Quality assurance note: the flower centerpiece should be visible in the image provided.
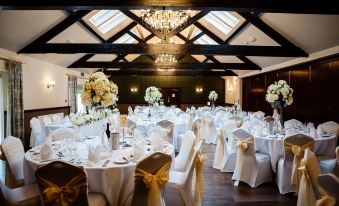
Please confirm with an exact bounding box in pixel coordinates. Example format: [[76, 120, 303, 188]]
[[144, 86, 162, 106], [81, 72, 119, 110], [265, 80, 293, 127], [231, 102, 242, 115], [72, 108, 117, 126], [208, 91, 218, 109]]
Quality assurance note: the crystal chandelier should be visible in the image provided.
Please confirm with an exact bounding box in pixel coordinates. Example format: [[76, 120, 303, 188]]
[[141, 9, 190, 40], [155, 53, 177, 72]]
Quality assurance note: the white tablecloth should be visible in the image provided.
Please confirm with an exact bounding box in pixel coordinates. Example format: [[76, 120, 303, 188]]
[[254, 135, 337, 173], [24, 136, 174, 206]]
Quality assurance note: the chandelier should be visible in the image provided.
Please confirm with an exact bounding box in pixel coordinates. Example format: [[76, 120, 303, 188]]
[[141, 9, 190, 39], [155, 53, 177, 72]]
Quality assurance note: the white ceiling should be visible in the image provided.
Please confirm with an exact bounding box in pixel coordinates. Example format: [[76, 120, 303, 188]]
[[0, 10, 338, 75]]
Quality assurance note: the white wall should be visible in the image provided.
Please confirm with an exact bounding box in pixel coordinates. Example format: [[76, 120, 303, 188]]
[[224, 76, 241, 104], [0, 48, 88, 110]]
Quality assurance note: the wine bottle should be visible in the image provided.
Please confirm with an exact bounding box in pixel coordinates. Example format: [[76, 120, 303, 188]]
[[106, 123, 111, 139]]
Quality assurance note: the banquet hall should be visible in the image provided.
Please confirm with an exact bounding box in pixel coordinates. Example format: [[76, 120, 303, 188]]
[[0, 1, 338, 206]]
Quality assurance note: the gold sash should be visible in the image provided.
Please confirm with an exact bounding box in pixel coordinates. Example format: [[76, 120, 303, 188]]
[[135, 161, 171, 206], [233, 137, 254, 186], [297, 165, 317, 206], [194, 151, 207, 206], [316, 180, 336, 206], [192, 122, 201, 140], [284, 141, 314, 191], [36, 173, 88, 206]]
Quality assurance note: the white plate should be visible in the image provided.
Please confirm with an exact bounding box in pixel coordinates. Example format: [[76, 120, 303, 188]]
[[114, 157, 129, 164]]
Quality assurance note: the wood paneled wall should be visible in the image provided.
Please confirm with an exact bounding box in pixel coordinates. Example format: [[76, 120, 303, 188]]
[[24, 106, 70, 149], [242, 58, 339, 125]]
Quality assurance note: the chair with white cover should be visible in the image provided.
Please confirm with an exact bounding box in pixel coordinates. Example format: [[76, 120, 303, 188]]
[[127, 119, 137, 134], [297, 149, 321, 206], [0, 179, 41, 206], [229, 116, 243, 128], [42, 116, 52, 126], [165, 140, 203, 206], [69, 112, 76, 121], [220, 120, 238, 172], [319, 146, 339, 174], [35, 161, 107, 206], [131, 152, 172, 206], [231, 129, 272, 188], [0, 136, 25, 188], [174, 131, 196, 172], [316, 173, 339, 206], [52, 114, 62, 124], [276, 134, 315, 194], [213, 128, 227, 170], [284, 119, 302, 129], [253, 111, 265, 119], [318, 121, 339, 136], [156, 120, 174, 144], [30, 117, 42, 147], [202, 115, 217, 144], [49, 127, 75, 142]]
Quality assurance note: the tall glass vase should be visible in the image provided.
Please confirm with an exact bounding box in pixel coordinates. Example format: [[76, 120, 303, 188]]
[[273, 107, 284, 129], [211, 100, 215, 110]]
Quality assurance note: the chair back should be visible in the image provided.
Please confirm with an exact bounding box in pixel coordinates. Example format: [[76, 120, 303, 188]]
[[222, 120, 237, 145], [284, 119, 302, 129], [254, 111, 265, 119], [232, 128, 254, 155], [319, 121, 339, 136], [35, 161, 89, 206], [156, 120, 174, 143], [175, 131, 196, 172], [230, 116, 243, 127], [133, 152, 172, 206], [43, 116, 52, 126], [284, 134, 314, 162], [30, 117, 42, 132], [50, 127, 75, 142], [0, 179, 8, 205], [52, 114, 62, 124], [1, 136, 25, 186], [317, 173, 339, 204]]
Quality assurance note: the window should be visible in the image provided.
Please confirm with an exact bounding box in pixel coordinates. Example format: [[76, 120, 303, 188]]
[[76, 86, 86, 114], [204, 11, 240, 36], [89, 10, 126, 34], [194, 34, 218, 45]]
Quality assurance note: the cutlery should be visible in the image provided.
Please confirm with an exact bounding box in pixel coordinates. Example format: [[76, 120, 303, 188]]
[[102, 160, 110, 167]]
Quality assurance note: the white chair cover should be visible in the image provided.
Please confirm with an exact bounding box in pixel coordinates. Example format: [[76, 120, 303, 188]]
[[156, 120, 174, 144], [319, 146, 339, 174], [29, 117, 42, 147], [1, 136, 25, 188], [42, 116, 52, 126], [52, 114, 62, 124], [276, 134, 314, 194], [231, 129, 272, 188], [297, 149, 321, 206], [284, 119, 303, 129], [220, 120, 237, 172], [50, 127, 75, 142], [174, 131, 196, 172], [202, 115, 217, 144], [319, 121, 339, 136], [254, 111, 265, 119], [316, 174, 339, 206]]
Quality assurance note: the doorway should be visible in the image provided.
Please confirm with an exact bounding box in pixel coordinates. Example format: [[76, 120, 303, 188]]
[[159, 88, 181, 107]]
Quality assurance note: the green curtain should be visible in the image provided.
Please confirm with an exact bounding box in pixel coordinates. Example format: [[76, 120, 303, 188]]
[[7, 61, 24, 146], [68, 76, 78, 113]]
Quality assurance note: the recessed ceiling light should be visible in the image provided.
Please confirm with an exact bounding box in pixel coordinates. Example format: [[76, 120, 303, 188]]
[[106, 68, 121, 71], [211, 69, 225, 72]]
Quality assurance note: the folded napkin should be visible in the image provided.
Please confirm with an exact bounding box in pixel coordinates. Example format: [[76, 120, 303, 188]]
[[88, 145, 101, 163], [150, 133, 164, 151], [310, 127, 318, 138], [40, 137, 53, 160], [134, 141, 145, 160]]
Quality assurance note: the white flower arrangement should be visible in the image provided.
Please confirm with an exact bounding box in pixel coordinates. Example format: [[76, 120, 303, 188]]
[[265, 80, 293, 108], [144, 86, 162, 104], [208, 91, 218, 101], [231, 102, 242, 114], [81, 72, 119, 108], [72, 109, 118, 126]]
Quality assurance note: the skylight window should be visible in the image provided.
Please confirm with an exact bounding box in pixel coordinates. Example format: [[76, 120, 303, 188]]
[[195, 34, 218, 45], [89, 10, 126, 34], [204, 11, 239, 36], [114, 34, 136, 44]]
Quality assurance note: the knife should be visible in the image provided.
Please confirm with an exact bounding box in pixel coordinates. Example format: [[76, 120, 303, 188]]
[[102, 160, 110, 167]]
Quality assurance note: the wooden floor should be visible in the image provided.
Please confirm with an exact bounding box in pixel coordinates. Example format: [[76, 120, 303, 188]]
[[201, 143, 297, 206]]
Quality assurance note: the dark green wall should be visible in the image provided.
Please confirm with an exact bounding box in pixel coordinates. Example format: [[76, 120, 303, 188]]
[[109, 75, 225, 104]]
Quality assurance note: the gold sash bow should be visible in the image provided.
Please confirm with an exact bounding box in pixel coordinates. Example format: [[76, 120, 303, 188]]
[[233, 138, 253, 186], [297, 163, 317, 206], [36, 173, 87, 206], [284, 141, 314, 191], [192, 122, 201, 140], [194, 152, 207, 206], [135, 161, 171, 206]]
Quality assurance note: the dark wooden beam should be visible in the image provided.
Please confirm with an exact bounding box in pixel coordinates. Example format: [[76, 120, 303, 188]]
[[2, 0, 338, 14], [224, 20, 249, 44], [104, 69, 238, 76], [238, 12, 308, 56], [20, 43, 308, 57], [69, 61, 259, 70], [170, 11, 209, 35], [18, 10, 90, 53]]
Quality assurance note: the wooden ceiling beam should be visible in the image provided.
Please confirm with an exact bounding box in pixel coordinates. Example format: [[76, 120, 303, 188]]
[[69, 61, 258, 70], [20, 43, 308, 57], [2, 0, 338, 14], [104, 69, 238, 76]]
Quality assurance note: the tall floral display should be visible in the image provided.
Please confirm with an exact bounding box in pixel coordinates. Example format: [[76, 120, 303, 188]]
[[265, 80, 293, 127], [81, 72, 119, 108], [144, 86, 162, 105], [208, 91, 218, 109]]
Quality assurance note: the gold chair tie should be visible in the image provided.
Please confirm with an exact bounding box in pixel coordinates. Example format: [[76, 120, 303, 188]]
[[192, 122, 201, 140], [135, 161, 171, 206], [297, 160, 318, 206], [36, 173, 87, 206], [284, 141, 314, 191], [194, 152, 207, 206], [233, 138, 253, 186]]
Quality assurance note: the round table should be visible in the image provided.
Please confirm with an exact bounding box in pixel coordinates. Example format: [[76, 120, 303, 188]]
[[24, 136, 174, 206]]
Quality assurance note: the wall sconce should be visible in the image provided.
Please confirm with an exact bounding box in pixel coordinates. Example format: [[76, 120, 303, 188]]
[[195, 87, 203, 93], [47, 80, 56, 88], [130, 87, 138, 93]]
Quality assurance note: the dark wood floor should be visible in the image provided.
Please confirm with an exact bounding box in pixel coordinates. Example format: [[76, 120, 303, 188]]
[[201, 143, 297, 206]]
